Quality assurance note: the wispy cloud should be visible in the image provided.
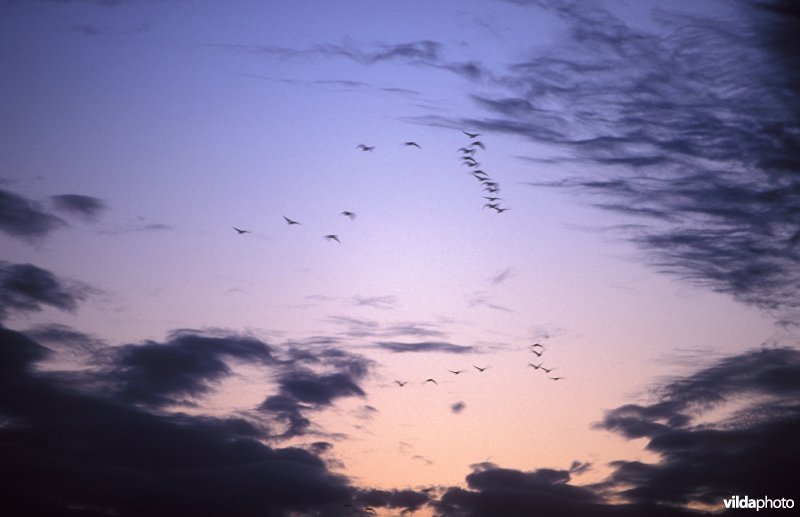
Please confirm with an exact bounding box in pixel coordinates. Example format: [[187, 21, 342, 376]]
[[0, 188, 66, 241], [50, 194, 107, 221], [352, 294, 399, 310], [0, 262, 91, 320], [375, 341, 475, 354], [456, 0, 800, 318]]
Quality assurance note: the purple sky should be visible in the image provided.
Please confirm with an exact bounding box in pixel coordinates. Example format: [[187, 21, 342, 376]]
[[1, 1, 798, 515]]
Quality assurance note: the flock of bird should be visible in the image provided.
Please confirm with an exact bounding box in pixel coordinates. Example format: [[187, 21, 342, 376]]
[[232, 130, 508, 242], [392, 341, 564, 388], [458, 131, 510, 214]]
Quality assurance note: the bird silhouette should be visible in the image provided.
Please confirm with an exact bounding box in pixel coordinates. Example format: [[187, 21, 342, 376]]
[[233, 227, 249, 234], [341, 211, 356, 219], [283, 216, 301, 225], [492, 207, 510, 213], [531, 343, 544, 350], [483, 196, 501, 202], [470, 140, 486, 150], [541, 366, 554, 374], [404, 141, 421, 148], [528, 362, 542, 369], [357, 144, 375, 151], [484, 203, 500, 210], [424, 378, 438, 385], [463, 131, 480, 138], [549, 377, 565, 381], [448, 369, 464, 375], [473, 365, 488, 372], [395, 380, 408, 387], [325, 234, 340, 243], [458, 147, 477, 155], [531, 349, 543, 357]]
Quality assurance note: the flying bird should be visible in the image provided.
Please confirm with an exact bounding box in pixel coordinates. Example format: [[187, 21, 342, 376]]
[[531, 349, 543, 357], [473, 365, 488, 372], [404, 141, 421, 148], [341, 211, 356, 219], [528, 362, 542, 369], [541, 366, 554, 374], [448, 370, 464, 375], [531, 343, 544, 350], [424, 378, 438, 385], [549, 376, 565, 381], [325, 234, 340, 243], [470, 140, 486, 150], [283, 216, 301, 225], [458, 147, 477, 155], [483, 196, 501, 202], [493, 207, 510, 213], [357, 144, 375, 151], [232, 227, 249, 234], [484, 203, 500, 210], [395, 380, 408, 387], [463, 131, 480, 138]]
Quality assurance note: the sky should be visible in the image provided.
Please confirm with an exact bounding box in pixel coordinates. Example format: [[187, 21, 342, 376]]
[[1, 0, 799, 515]]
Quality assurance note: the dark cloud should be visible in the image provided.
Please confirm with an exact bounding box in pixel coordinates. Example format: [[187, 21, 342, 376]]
[[111, 332, 277, 407], [594, 348, 800, 508], [0, 188, 65, 241], [356, 488, 432, 514], [0, 326, 358, 517], [457, 0, 800, 317], [434, 465, 695, 517], [0, 262, 89, 320], [50, 194, 106, 220], [451, 401, 466, 414], [375, 341, 475, 354], [257, 344, 372, 439]]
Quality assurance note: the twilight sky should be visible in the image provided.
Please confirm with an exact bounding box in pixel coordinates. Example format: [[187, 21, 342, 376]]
[[1, 0, 799, 516]]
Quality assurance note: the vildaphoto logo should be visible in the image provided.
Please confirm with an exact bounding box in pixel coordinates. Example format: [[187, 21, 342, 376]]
[[723, 495, 795, 511]]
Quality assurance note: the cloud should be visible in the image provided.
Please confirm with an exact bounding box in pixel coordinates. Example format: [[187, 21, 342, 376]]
[[593, 347, 800, 508], [0, 326, 360, 516], [449, 0, 800, 317], [25, 323, 104, 355], [352, 294, 399, 310], [489, 267, 515, 285], [257, 342, 373, 439], [375, 341, 475, 354], [356, 488, 432, 514], [110, 331, 277, 407], [50, 194, 106, 221], [0, 262, 90, 320], [0, 188, 65, 241]]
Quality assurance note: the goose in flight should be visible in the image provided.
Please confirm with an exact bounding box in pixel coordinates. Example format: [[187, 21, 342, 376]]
[[549, 376, 565, 381], [357, 144, 375, 151], [531, 343, 544, 350], [463, 131, 480, 138], [395, 380, 408, 387], [283, 216, 301, 225], [493, 207, 510, 213], [473, 365, 488, 372], [233, 227, 250, 234], [448, 369, 464, 375], [325, 234, 341, 243], [424, 378, 438, 385], [470, 140, 486, 150], [541, 366, 553, 373], [531, 349, 543, 357], [404, 141, 421, 148], [483, 196, 501, 202], [528, 362, 542, 369], [341, 211, 356, 219]]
